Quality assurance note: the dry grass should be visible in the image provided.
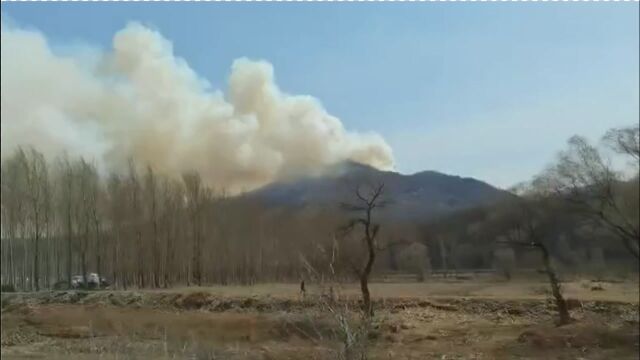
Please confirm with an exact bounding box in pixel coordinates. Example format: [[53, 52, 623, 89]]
[[145, 277, 639, 304], [2, 278, 638, 359]]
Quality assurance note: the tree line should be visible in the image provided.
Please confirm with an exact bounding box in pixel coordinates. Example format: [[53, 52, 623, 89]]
[[1, 124, 637, 292], [0, 151, 349, 291]]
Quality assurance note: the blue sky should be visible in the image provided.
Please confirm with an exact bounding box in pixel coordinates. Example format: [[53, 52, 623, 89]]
[[3, 3, 638, 188]]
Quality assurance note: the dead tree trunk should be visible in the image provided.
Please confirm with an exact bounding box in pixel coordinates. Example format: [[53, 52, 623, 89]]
[[501, 238, 573, 326], [34, 229, 39, 291], [81, 219, 89, 289], [66, 218, 72, 289], [361, 210, 377, 316], [9, 236, 16, 288], [112, 231, 119, 289], [537, 242, 572, 325], [60, 158, 75, 290], [94, 218, 101, 288], [340, 183, 385, 317], [136, 228, 144, 288], [359, 252, 374, 315]]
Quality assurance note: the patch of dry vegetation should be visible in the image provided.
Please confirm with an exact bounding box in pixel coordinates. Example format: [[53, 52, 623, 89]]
[[2, 280, 638, 360]]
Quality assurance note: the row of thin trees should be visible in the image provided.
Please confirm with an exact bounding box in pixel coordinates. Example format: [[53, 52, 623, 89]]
[[0, 149, 342, 291]]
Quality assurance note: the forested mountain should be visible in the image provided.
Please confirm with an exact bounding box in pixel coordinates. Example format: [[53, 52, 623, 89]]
[[244, 161, 513, 221]]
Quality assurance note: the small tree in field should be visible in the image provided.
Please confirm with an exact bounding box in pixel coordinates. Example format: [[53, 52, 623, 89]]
[[398, 242, 430, 282], [497, 191, 573, 326], [339, 182, 386, 317], [493, 244, 516, 280]]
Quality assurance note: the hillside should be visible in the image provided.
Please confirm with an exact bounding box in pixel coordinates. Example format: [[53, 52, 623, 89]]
[[243, 161, 513, 221]]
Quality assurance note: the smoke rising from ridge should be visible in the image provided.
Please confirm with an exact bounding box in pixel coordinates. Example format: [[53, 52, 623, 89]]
[[1, 22, 394, 192]]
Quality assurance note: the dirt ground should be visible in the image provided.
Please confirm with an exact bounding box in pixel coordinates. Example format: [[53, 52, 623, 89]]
[[1, 278, 639, 359]]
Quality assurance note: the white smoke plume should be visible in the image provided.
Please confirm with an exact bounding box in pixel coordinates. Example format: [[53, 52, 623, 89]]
[[1, 22, 394, 192]]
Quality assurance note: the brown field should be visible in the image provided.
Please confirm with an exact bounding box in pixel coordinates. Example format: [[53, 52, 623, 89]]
[[2, 277, 639, 360]]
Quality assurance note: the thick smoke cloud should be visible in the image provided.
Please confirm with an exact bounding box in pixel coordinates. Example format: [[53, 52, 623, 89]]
[[1, 22, 394, 192]]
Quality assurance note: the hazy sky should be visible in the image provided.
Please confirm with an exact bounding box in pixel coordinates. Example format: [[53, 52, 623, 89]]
[[3, 4, 638, 188]]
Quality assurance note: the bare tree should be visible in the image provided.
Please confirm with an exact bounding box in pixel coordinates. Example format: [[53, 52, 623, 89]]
[[56, 155, 76, 289], [536, 131, 639, 260], [75, 159, 99, 288], [42, 162, 53, 289], [398, 242, 429, 282], [497, 193, 573, 326], [1, 150, 29, 289], [493, 244, 516, 280], [603, 125, 640, 161], [438, 236, 449, 277], [339, 182, 386, 316], [158, 177, 183, 288], [23, 148, 49, 291], [107, 174, 125, 288], [183, 172, 204, 286], [127, 160, 145, 288], [90, 167, 105, 287], [12, 149, 31, 290], [0, 164, 13, 288], [144, 166, 161, 288]]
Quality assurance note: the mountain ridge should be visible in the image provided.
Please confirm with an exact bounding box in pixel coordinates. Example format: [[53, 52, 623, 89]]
[[241, 161, 513, 221]]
